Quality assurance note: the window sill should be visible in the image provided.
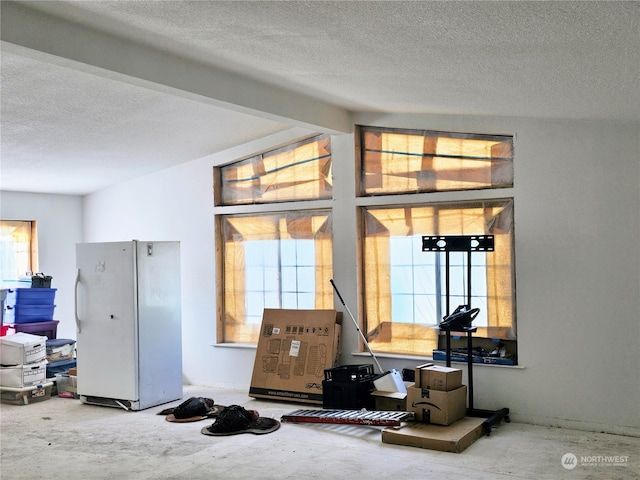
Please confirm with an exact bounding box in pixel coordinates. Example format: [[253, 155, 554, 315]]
[[212, 342, 257, 349], [209, 344, 525, 368], [351, 351, 525, 369]]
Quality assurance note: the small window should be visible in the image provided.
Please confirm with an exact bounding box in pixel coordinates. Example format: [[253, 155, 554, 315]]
[[218, 135, 332, 205], [0, 220, 38, 281], [359, 126, 513, 196]]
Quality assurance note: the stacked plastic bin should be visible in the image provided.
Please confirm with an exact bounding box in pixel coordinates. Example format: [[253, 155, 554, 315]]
[[0, 332, 52, 405], [46, 338, 77, 396], [2, 287, 59, 339]]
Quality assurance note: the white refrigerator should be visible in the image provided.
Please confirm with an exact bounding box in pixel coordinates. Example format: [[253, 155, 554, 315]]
[[75, 240, 182, 410]]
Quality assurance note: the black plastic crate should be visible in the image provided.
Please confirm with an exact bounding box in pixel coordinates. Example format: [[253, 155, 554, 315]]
[[322, 378, 376, 410], [324, 364, 375, 383]]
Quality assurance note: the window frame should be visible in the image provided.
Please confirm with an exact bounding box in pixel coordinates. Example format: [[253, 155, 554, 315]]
[[357, 125, 514, 197], [355, 125, 517, 363], [214, 133, 332, 207], [214, 134, 335, 344], [0, 220, 38, 281]]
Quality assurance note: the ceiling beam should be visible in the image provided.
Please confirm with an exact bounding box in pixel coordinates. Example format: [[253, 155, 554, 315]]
[[1, 1, 352, 134]]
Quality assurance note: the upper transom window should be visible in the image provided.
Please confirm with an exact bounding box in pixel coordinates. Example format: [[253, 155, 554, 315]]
[[359, 126, 513, 196], [218, 134, 332, 205]]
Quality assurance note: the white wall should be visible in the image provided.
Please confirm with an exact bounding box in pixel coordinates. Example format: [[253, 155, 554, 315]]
[[0, 191, 83, 341], [82, 127, 318, 389], [10, 115, 638, 436], [351, 114, 640, 437]]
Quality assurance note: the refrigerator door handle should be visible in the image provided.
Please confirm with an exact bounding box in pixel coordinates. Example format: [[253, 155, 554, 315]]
[[74, 268, 81, 333]]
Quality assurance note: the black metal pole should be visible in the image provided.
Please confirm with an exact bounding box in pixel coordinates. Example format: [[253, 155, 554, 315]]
[[467, 329, 474, 410]]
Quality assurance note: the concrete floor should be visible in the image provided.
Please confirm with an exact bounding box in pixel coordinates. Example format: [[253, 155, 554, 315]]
[[1, 385, 638, 480]]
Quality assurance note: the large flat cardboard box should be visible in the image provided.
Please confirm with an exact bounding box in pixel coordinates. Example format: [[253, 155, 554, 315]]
[[249, 309, 342, 404], [407, 384, 467, 425], [416, 364, 462, 391], [382, 417, 485, 453]]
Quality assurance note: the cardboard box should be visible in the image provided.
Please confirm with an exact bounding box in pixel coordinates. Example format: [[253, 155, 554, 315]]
[[372, 390, 407, 411], [0, 359, 48, 388], [382, 417, 485, 453], [1, 332, 47, 365], [413, 363, 434, 386], [249, 309, 342, 405], [407, 384, 467, 425], [416, 365, 462, 391]]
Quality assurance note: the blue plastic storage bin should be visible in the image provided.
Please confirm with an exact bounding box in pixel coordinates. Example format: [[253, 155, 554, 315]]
[[46, 358, 76, 378], [5, 304, 56, 323], [5, 288, 56, 306]]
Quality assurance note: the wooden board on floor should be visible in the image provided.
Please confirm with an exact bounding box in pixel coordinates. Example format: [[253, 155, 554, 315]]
[[381, 416, 485, 453]]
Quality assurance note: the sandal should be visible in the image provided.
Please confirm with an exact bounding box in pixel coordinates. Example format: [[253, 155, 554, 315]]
[[201, 405, 281, 436]]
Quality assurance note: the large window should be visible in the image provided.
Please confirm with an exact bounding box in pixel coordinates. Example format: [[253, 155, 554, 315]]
[[216, 135, 334, 344], [358, 126, 516, 360], [219, 212, 333, 343], [0, 220, 37, 281]]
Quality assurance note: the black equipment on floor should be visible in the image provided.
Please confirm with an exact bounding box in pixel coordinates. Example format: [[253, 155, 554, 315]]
[[422, 235, 510, 435]]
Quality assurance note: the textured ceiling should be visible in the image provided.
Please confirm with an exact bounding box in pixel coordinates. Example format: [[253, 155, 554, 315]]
[[1, 0, 638, 195]]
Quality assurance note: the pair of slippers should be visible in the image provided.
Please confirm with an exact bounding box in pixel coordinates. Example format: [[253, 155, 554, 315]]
[[158, 397, 280, 436], [158, 396, 223, 423]]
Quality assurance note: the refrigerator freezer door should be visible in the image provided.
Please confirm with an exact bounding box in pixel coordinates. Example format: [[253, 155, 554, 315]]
[[136, 241, 182, 409], [76, 242, 138, 401]]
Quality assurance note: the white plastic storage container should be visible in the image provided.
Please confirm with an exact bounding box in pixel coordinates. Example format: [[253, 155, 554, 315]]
[[0, 359, 48, 387], [0, 381, 53, 405], [55, 373, 78, 398], [0, 332, 47, 365]]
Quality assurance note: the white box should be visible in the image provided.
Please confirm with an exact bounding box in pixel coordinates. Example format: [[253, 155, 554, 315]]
[[1, 359, 48, 388], [373, 369, 407, 393], [1, 332, 47, 365]]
